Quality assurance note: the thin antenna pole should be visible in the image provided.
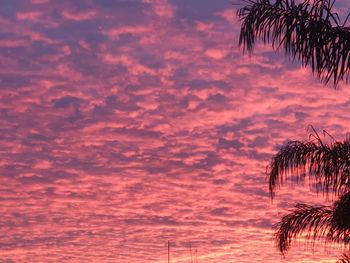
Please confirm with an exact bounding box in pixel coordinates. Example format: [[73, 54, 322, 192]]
[[189, 243, 193, 263], [195, 249, 198, 263], [168, 240, 170, 263]]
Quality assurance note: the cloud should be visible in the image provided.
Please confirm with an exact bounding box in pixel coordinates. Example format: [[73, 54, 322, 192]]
[[0, 0, 349, 262], [16, 11, 42, 21], [144, 0, 176, 18], [205, 49, 228, 60], [61, 10, 96, 21]]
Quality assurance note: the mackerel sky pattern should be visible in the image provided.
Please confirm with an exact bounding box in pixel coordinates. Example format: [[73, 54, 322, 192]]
[[1, 0, 350, 262]]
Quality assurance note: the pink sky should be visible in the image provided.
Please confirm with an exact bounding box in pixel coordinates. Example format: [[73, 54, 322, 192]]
[[1, 0, 350, 262]]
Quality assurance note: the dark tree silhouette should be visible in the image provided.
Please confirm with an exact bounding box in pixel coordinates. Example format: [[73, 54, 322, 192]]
[[339, 254, 350, 263], [268, 133, 350, 255], [238, 0, 350, 86], [237, 0, 350, 261]]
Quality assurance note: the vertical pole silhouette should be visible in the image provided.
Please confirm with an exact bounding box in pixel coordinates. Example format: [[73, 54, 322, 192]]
[[189, 243, 193, 263], [168, 240, 170, 263]]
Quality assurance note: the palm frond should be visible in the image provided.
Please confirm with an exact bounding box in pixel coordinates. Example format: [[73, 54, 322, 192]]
[[267, 136, 350, 198], [275, 192, 350, 254], [338, 254, 350, 263], [237, 0, 350, 86], [275, 203, 333, 253], [332, 192, 350, 233]]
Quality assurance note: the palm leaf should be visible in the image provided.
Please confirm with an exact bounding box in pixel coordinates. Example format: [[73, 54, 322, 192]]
[[237, 0, 350, 86], [275, 192, 350, 254], [275, 203, 333, 253], [267, 136, 350, 197], [338, 254, 350, 263]]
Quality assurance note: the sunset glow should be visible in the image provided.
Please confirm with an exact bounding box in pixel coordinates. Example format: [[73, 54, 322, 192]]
[[2, 0, 350, 262]]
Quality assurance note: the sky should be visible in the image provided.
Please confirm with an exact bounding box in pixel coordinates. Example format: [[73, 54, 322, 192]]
[[2, 0, 350, 262]]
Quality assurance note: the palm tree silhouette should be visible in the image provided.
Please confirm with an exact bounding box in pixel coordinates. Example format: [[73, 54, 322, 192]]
[[269, 131, 350, 251], [339, 254, 350, 263], [238, 0, 350, 86], [237, 0, 350, 260]]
